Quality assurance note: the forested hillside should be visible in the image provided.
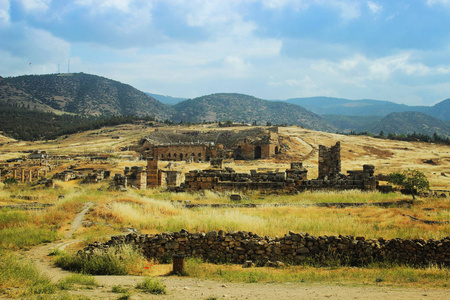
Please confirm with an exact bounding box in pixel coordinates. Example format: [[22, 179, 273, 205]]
[[3, 73, 171, 118], [172, 93, 335, 132]]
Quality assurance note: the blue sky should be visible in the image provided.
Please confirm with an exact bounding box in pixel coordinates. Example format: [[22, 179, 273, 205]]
[[1, 0, 450, 105]]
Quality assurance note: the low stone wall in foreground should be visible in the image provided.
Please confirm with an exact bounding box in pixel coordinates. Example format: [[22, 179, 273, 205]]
[[83, 230, 450, 267]]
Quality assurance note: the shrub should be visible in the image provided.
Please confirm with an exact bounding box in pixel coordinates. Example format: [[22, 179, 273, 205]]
[[389, 169, 430, 199], [3, 177, 17, 185], [55, 245, 147, 275], [111, 285, 129, 293], [136, 277, 166, 295]]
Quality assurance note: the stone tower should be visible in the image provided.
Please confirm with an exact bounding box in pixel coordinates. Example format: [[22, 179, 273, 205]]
[[318, 142, 341, 179]]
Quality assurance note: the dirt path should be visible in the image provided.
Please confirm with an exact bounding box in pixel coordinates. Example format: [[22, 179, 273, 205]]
[[25, 202, 449, 299]]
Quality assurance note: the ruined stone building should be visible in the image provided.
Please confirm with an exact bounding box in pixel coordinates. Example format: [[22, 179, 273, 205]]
[[144, 142, 388, 194], [318, 142, 341, 179], [139, 127, 280, 161]]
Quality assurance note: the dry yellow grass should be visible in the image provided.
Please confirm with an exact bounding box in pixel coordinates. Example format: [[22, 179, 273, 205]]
[[83, 190, 449, 240]]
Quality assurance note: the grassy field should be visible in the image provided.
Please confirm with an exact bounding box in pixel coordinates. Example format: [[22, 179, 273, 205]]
[[0, 124, 449, 297]]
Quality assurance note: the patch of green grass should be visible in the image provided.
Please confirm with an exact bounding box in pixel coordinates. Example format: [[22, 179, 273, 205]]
[[57, 273, 98, 290], [34, 294, 91, 299], [0, 209, 30, 228], [55, 245, 147, 275], [0, 225, 59, 250], [111, 285, 129, 293], [0, 251, 56, 297], [184, 259, 450, 288], [112, 285, 132, 300], [136, 277, 166, 295], [116, 294, 132, 300]]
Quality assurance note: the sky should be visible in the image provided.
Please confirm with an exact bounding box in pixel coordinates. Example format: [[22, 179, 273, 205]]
[[1, 0, 450, 106]]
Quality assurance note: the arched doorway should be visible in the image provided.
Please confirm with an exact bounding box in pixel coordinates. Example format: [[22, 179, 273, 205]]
[[254, 146, 262, 159]]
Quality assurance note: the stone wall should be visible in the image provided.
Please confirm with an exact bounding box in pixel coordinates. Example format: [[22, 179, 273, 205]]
[[124, 166, 147, 189], [162, 170, 182, 187], [83, 230, 450, 267], [182, 163, 380, 194]]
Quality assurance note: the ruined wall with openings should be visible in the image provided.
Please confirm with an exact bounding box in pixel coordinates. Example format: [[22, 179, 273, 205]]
[[151, 144, 211, 161]]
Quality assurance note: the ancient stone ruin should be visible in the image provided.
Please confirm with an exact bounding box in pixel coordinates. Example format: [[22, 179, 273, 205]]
[[111, 142, 391, 193], [139, 127, 280, 161], [318, 141, 341, 179], [176, 142, 386, 193]]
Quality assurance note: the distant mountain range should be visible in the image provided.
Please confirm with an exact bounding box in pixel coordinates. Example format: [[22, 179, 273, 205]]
[[146, 93, 188, 105], [285, 96, 450, 121], [1, 73, 449, 139], [323, 112, 450, 138]]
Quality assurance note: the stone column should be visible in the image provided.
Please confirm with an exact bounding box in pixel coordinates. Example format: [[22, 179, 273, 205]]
[[147, 158, 160, 188]]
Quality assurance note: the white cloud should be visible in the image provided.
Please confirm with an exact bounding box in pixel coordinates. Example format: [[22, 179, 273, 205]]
[[223, 55, 251, 75], [0, 24, 70, 75], [0, 0, 9, 25], [184, 0, 240, 27], [261, 0, 361, 20], [19, 0, 50, 13], [262, 0, 309, 10], [426, 0, 450, 5], [75, 0, 135, 13], [329, 0, 360, 20], [367, 1, 382, 14]]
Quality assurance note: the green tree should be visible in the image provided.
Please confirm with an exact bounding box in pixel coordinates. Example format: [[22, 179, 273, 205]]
[[388, 169, 430, 199]]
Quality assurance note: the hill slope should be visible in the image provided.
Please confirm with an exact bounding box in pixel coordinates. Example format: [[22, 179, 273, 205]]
[[0, 76, 62, 114], [322, 115, 383, 133], [3, 73, 171, 118], [172, 93, 335, 132], [426, 99, 450, 121], [369, 112, 450, 138]]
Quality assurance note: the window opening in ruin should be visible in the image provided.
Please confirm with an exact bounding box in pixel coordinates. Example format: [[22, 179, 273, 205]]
[[180, 153, 183, 160], [275, 146, 279, 154], [168, 153, 171, 158], [191, 153, 195, 157], [174, 153, 177, 159], [198, 153, 201, 157], [255, 146, 262, 159]]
